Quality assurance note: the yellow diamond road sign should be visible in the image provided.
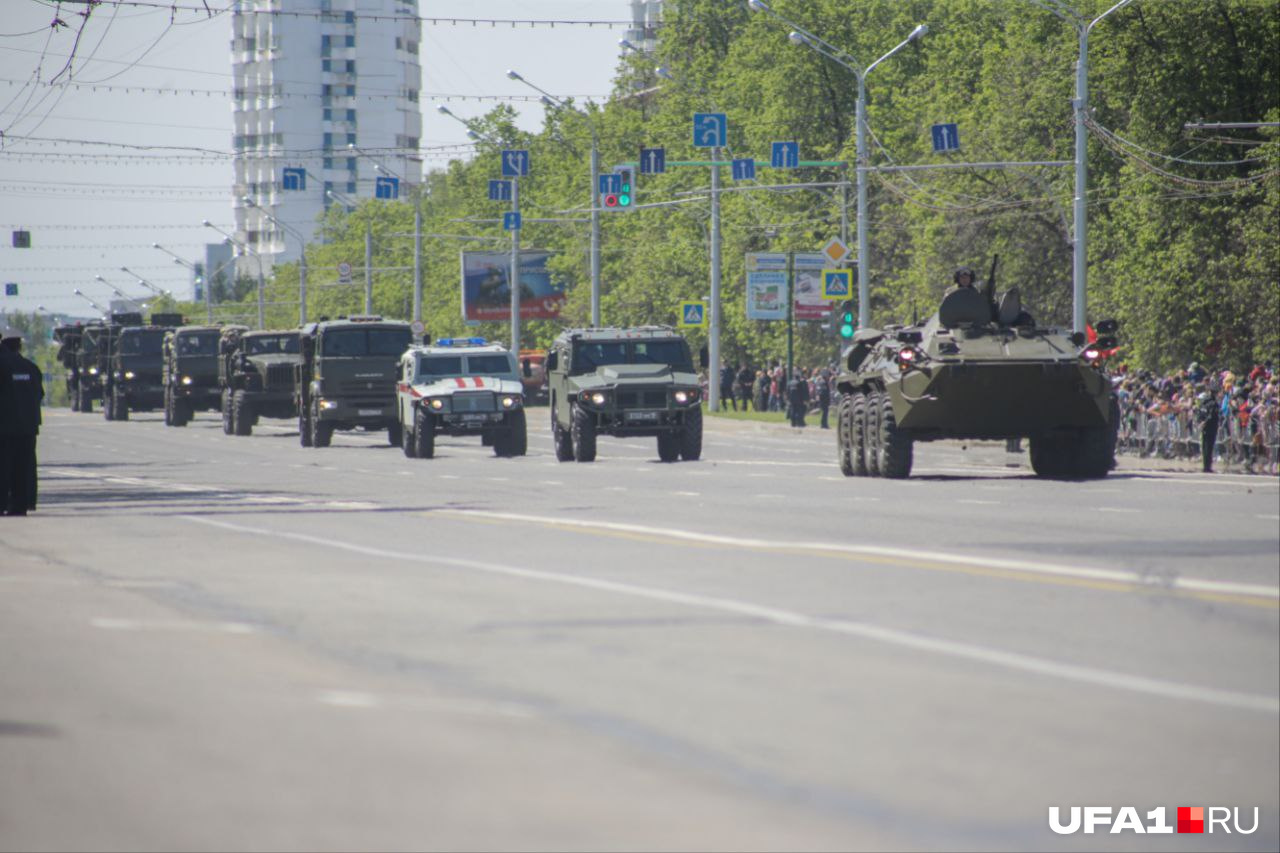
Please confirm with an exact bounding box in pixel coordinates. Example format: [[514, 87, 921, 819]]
[[678, 300, 707, 328], [822, 237, 850, 265]]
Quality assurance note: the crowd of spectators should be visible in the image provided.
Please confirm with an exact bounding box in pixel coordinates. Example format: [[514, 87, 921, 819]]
[[1112, 361, 1277, 475], [714, 363, 838, 428]]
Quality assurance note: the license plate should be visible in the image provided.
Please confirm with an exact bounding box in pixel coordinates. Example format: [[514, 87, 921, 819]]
[[357, 408, 381, 416], [460, 413, 486, 422], [626, 410, 660, 422]]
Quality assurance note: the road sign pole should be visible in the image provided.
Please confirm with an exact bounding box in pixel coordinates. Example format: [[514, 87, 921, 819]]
[[413, 200, 423, 326], [364, 221, 373, 315], [786, 251, 794, 385], [709, 148, 721, 413], [299, 250, 308, 325], [590, 140, 601, 327], [511, 178, 521, 353], [855, 76, 869, 331], [1073, 25, 1089, 335]]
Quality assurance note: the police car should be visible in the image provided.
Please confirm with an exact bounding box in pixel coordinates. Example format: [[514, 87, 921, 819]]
[[395, 338, 528, 459]]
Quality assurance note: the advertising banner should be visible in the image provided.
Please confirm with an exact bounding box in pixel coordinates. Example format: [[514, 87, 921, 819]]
[[744, 252, 837, 322], [460, 250, 566, 324], [792, 253, 835, 322]]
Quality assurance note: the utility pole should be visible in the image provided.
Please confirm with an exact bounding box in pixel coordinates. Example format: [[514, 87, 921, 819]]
[[364, 220, 373, 315], [708, 147, 722, 413]]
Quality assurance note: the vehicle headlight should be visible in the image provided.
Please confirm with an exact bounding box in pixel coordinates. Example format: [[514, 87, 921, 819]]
[[1081, 347, 1100, 362], [674, 389, 699, 405], [319, 398, 338, 410], [181, 375, 193, 386], [500, 395, 517, 409], [429, 398, 445, 410], [88, 366, 98, 375], [895, 346, 925, 370], [123, 370, 136, 380], [583, 391, 607, 406]]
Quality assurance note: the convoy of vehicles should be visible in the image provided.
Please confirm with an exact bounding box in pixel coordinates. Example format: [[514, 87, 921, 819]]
[[218, 327, 302, 436], [163, 324, 224, 426]]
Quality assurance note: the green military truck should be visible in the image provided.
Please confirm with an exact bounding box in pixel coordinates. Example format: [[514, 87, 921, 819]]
[[54, 323, 93, 410], [546, 326, 704, 463], [102, 312, 183, 421], [162, 324, 229, 426], [73, 322, 109, 413], [217, 327, 301, 436], [296, 316, 413, 448]]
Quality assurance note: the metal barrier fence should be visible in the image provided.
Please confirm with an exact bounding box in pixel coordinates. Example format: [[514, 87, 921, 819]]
[[1116, 398, 1279, 475]]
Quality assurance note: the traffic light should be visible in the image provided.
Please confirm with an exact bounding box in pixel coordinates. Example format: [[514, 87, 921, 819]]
[[836, 300, 856, 340], [602, 166, 635, 211]]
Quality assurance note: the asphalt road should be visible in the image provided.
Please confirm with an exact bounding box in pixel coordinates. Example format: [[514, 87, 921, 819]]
[[2, 407, 1278, 851]]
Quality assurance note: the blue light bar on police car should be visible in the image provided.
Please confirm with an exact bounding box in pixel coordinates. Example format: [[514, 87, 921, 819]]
[[436, 337, 487, 347]]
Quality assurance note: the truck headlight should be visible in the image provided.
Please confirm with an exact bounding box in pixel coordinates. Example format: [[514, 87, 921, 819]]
[[88, 366, 98, 375], [674, 389, 699, 405], [318, 398, 338, 410], [181, 375, 193, 386], [123, 370, 136, 380], [583, 391, 606, 406], [500, 395, 517, 409], [429, 398, 445, 411]]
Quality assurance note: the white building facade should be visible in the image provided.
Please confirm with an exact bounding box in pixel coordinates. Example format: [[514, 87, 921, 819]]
[[231, 0, 422, 269]]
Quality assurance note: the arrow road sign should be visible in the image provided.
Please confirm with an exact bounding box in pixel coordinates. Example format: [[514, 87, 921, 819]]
[[375, 175, 399, 199], [501, 149, 530, 177], [4, 283, 17, 296], [598, 174, 621, 195], [731, 158, 756, 181], [488, 180, 513, 201], [678, 300, 707, 328], [692, 113, 727, 148], [503, 212, 522, 231], [821, 269, 853, 300], [770, 141, 800, 169], [931, 123, 960, 152], [282, 167, 306, 191], [640, 147, 666, 174]]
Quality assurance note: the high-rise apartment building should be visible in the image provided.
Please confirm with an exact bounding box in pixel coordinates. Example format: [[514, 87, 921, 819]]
[[231, 0, 423, 268]]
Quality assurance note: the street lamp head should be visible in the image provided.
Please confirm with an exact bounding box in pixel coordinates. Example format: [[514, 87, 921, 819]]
[[539, 95, 555, 108], [94, 274, 104, 281], [618, 38, 637, 52], [241, 196, 256, 207], [436, 104, 453, 116], [747, 0, 770, 11], [151, 242, 161, 249], [655, 65, 674, 80], [466, 130, 481, 141], [202, 219, 213, 226], [74, 288, 82, 295], [909, 23, 928, 41], [505, 69, 522, 81], [788, 30, 809, 46]]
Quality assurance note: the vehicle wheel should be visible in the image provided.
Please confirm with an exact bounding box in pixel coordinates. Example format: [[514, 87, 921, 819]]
[[388, 420, 402, 448], [657, 431, 680, 462], [481, 431, 495, 447], [877, 392, 912, 478], [80, 385, 93, 414], [299, 409, 313, 447], [413, 406, 434, 458], [232, 389, 253, 436], [571, 404, 596, 462], [552, 406, 574, 462], [163, 389, 174, 426], [679, 405, 703, 461], [174, 399, 192, 427], [1029, 434, 1066, 478], [222, 390, 234, 435], [1072, 427, 1111, 479], [850, 392, 868, 476], [495, 409, 527, 457], [70, 383, 81, 412], [863, 390, 882, 476], [837, 395, 854, 475], [401, 417, 417, 458], [116, 391, 129, 421], [103, 388, 114, 421], [311, 410, 333, 448]]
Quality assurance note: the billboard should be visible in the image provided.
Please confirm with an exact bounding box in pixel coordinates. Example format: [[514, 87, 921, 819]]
[[460, 250, 566, 324], [744, 252, 836, 322]]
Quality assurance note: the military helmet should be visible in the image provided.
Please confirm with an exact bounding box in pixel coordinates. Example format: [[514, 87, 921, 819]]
[[953, 267, 976, 284]]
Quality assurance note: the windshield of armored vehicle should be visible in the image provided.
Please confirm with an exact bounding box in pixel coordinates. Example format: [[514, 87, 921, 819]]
[[247, 334, 299, 355], [570, 339, 692, 374], [178, 331, 220, 355], [419, 356, 463, 376], [81, 335, 99, 354], [467, 354, 515, 376], [118, 329, 165, 356], [323, 328, 410, 357]]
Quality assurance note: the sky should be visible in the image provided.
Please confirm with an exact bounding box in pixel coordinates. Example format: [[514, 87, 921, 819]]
[[0, 0, 633, 320]]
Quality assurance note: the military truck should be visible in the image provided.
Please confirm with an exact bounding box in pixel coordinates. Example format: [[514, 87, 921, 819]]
[[217, 327, 301, 436], [100, 312, 183, 421], [834, 264, 1119, 479], [295, 316, 413, 448], [53, 324, 91, 410], [72, 322, 108, 413], [396, 337, 528, 459], [546, 326, 704, 463], [163, 324, 228, 426]]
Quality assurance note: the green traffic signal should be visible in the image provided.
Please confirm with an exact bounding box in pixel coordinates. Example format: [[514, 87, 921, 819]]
[[838, 304, 855, 339]]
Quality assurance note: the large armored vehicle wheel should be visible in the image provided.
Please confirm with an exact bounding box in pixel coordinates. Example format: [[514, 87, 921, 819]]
[[116, 391, 129, 421], [551, 406, 574, 462], [836, 395, 855, 475], [571, 404, 597, 463], [481, 432, 495, 447], [232, 389, 253, 436], [1030, 434, 1068, 478], [863, 391, 882, 476], [79, 385, 93, 414], [102, 390, 114, 421], [311, 407, 334, 448], [70, 385, 81, 412], [679, 406, 702, 461], [850, 393, 869, 476], [298, 410, 312, 447], [494, 409, 527, 457], [173, 398, 191, 427], [221, 390, 234, 435], [1071, 428, 1111, 479], [413, 407, 435, 458], [876, 393, 912, 478], [401, 418, 418, 458], [163, 389, 174, 426], [388, 420, 403, 448], [656, 431, 680, 462]]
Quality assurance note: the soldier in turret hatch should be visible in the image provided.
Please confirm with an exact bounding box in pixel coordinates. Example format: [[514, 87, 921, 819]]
[[951, 267, 977, 290]]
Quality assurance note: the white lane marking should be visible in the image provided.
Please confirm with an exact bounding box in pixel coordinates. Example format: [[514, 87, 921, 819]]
[[819, 477, 848, 482], [91, 618, 255, 634], [440, 474, 460, 480], [957, 499, 1001, 506], [1096, 507, 1140, 514], [852, 496, 882, 502], [487, 477, 511, 482], [673, 491, 701, 497], [754, 493, 786, 499], [1258, 514, 1280, 521], [316, 690, 380, 709], [434, 510, 1280, 602], [540, 480, 565, 486], [181, 516, 1279, 715], [604, 486, 628, 492]]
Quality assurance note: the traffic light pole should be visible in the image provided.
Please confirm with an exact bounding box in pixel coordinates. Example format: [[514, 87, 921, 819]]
[[708, 148, 722, 413], [786, 250, 795, 387], [510, 178, 522, 353]]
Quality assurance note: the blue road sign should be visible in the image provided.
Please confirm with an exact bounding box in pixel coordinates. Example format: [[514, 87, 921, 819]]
[[4, 283, 17, 296], [640, 147, 666, 174], [770, 141, 800, 169], [678, 301, 707, 328], [821, 269, 853, 300], [931, 123, 960, 152], [488, 180, 513, 201], [598, 174, 621, 195], [503, 212, 522, 231], [375, 176, 400, 199], [731, 158, 756, 181], [692, 113, 727, 148], [282, 167, 306, 191], [501, 149, 530, 177]]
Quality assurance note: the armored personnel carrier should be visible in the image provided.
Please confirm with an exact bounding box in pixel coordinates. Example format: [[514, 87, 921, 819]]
[[102, 312, 184, 421], [835, 266, 1118, 479], [546, 326, 704, 463], [163, 324, 225, 426], [296, 316, 412, 448], [217, 327, 301, 436], [396, 337, 528, 459]]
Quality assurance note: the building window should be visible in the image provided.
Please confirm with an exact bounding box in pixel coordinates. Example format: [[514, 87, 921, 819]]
[[344, 11, 354, 23], [324, 181, 334, 196], [345, 35, 355, 47], [322, 84, 332, 97], [345, 85, 355, 96], [323, 108, 332, 121], [322, 59, 332, 72], [345, 60, 356, 73], [324, 157, 334, 170], [346, 158, 357, 172], [346, 108, 356, 123], [346, 133, 356, 146], [346, 181, 356, 194]]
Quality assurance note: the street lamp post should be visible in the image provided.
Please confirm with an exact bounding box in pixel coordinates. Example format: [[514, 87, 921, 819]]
[[507, 70, 602, 327], [154, 242, 227, 323], [749, 0, 925, 331], [204, 221, 266, 329], [343, 147, 425, 326], [119, 267, 172, 300], [93, 274, 147, 313], [72, 289, 107, 315], [241, 199, 308, 325]]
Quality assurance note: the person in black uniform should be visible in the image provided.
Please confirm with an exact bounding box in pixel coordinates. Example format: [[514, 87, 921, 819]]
[[1197, 390, 1220, 474], [787, 369, 809, 428], [0, 331, 44, 515], [719, 364, 737, 411]]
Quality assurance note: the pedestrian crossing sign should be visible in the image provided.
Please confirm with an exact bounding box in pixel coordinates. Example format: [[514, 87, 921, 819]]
[[678, 300, 707, 328], [821, 269, 852, 300]]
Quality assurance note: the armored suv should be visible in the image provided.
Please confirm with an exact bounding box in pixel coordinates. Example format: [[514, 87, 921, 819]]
[[217, 327, 301, 436], [163, 324, 225, 426], [396, 337, 528, 459], [296, 316, 412, 448], [546, 326, 703, 463], [103, 313, 184, 421]]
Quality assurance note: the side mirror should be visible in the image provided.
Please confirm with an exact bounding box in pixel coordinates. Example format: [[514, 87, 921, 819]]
[[698, 345, 709, 369], [421, 333, 431, 345], [1094, 335, 1118, 350], [1095, 319, 1119, 335], [522, 358, 533, 378], [1069, 331, 1087, 347], [546, 351, 558, 371]]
